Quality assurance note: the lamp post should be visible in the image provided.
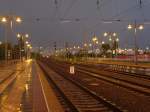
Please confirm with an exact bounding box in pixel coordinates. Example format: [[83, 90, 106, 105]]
[[83, 43, 88, 60], [26, 43, 32, 59], [92, 34, 98, 57], [127, 20, 144, 64], [17, 33, 29, 61], [0, 16, 22, 62], [115, 38, 119, 56], [103, 32, 119, 57]]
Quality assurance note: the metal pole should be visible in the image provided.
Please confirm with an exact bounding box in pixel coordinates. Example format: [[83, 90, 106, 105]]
[[26, 47, 30, 59], [25, 41, 28, 60], [115, 40, 117, 56], [134, 20, 138, 65], [23, 36, 26, 58], [20, 37, 22, 62], [10, 20, 13, 60], [4, 23, 8, 63], [109, 35, 113, 58], [92, 44, 94, 57], [116, 39, 119, 56]]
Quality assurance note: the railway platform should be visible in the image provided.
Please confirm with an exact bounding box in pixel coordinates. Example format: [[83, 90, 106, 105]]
[[0, 61, 20, 95], [32, 62, 64, 112], [0, 60, 64, 112]]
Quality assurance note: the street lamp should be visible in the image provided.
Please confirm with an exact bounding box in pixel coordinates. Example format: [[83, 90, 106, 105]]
[[146, 47, 149, 50], [109, 38, 112, 41], [127, 21, 144, 64], [104, 32, 118, 42], [103, 32, 119, 57], [92, 36, 98, 42], [92, 35, 99, 57], [104, 32, 117, 38], [84, 43, 87, 47], [89, 43, 92, 47], [104, 32, 108, 37], [1, 17, 7, 23], [26, 43, 32, 59], [95, 41, 99, 44], [27, 44, 31, 47], [116, 38, 119, 42], [25, 34, 29, 38], [0, 16, 22, 62], [127, 24, 132, 29], [26, 41, 29, 44], [113, 32, 117, 37], [102, 41, 105, 44], [17, 33, 21, 38], [16, 17, 22, 23], [16, 33, 29, 61]]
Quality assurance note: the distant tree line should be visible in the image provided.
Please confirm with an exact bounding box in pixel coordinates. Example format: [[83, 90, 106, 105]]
[[0, 43, 20, 60]]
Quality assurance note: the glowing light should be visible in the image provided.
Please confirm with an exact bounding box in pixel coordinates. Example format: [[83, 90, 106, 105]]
[[102, 41, 105, 44], [27, 59, 32, 63], [25, 84, 29, 91], [84, 43, 87, 47], [16, 17, 22, 23], [89, 43, 92, 47], [128, 24, 132, 29], [138, 25, 144, 30], [96, 41, 99, 44], [26, 41, 29, 44], [116, 38, 119, 42], [146, 47, 149, 50], [17, 34, 21, 38], [27, 44, 31, 47], [70, 66, 75, 74], [113, 32, 117, 37], [104, 32, 108, 37], [25, 34, 29, 38], [92, 36, 98, 42], [1, 17, 7, 23], [109, 38, 112, 41]]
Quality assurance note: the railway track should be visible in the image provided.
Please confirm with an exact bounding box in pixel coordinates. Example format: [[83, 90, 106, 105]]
[[57, 60, 150, 80], [45, 59, 150, 97], [38, 61, 124, 112], [77, 63, 150, 80], [76, 68, 150, 96]]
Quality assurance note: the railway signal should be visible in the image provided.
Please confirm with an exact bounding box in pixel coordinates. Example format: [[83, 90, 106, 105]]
[[70, 65, 75, 74]]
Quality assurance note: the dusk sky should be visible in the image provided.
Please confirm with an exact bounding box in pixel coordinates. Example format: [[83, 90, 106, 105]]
[[0, 0, 150, 50]]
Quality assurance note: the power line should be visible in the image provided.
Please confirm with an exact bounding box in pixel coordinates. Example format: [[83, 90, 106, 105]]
[[62, 0, 78, 18]]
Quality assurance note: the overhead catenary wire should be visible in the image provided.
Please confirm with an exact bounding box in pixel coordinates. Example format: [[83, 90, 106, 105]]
[[62, 0, 78, 18], [18, 0, 150, 24], [138, 0, 146, 21], [16, 0, 150, 49], [112, 0, 150, 20]]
